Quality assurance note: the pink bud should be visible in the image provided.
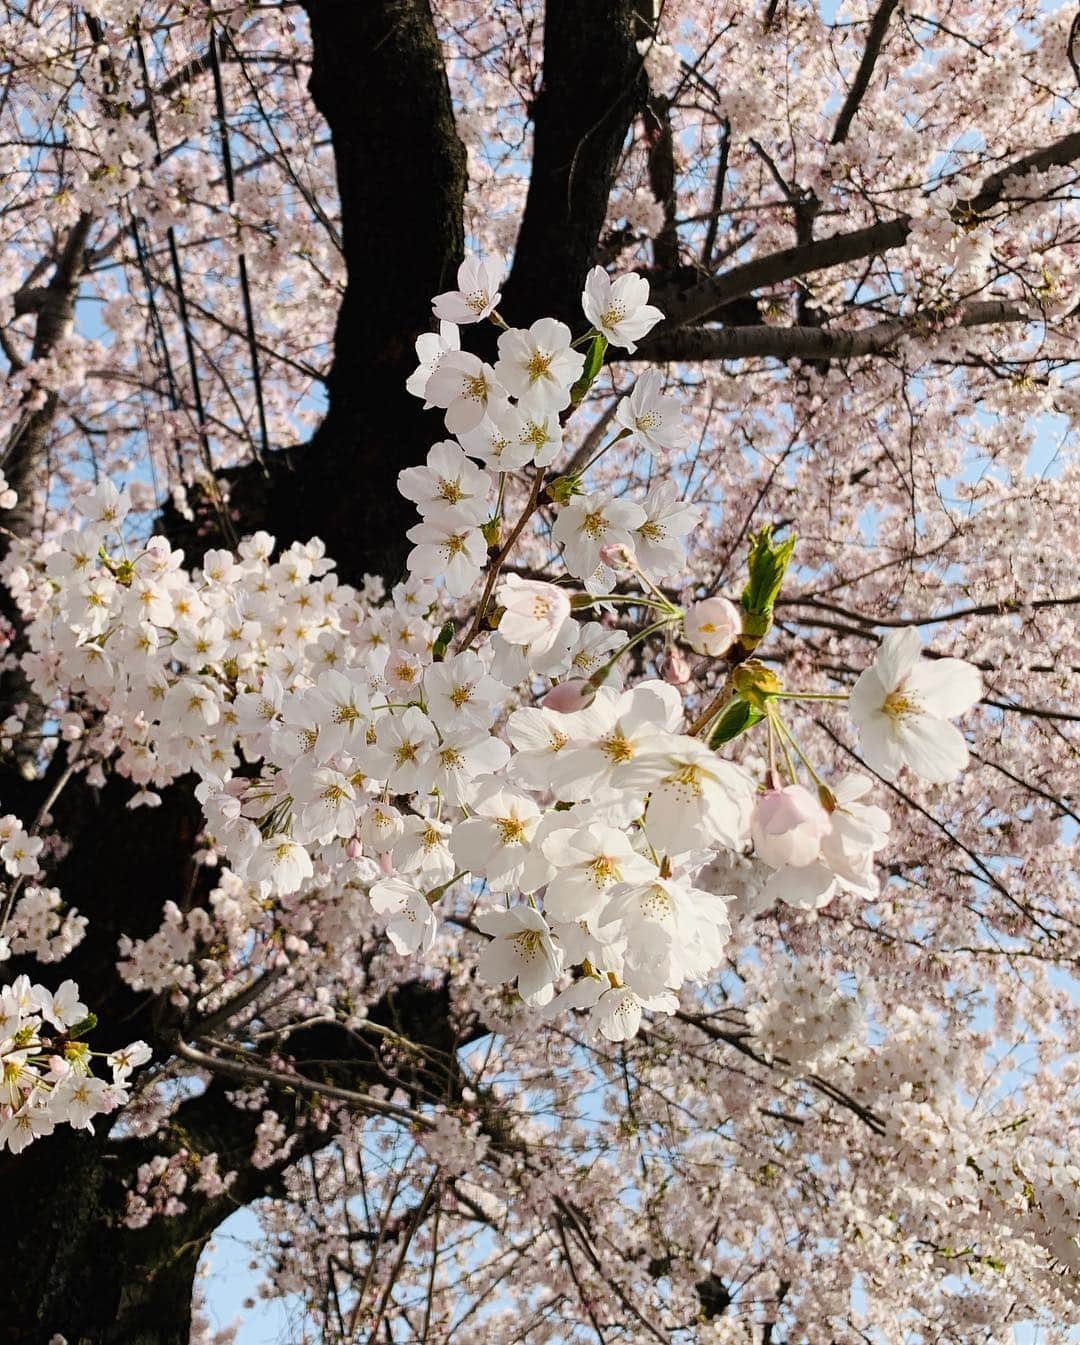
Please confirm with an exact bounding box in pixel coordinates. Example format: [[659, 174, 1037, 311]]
[[661, 647, 692, 684], [751, 785, 832, 868], [598, 541, 636, 570], [540, 679, 594, 713], [378, 849, 395, 875], [345, 837, 363, 860], [683, 596, 741, 657]]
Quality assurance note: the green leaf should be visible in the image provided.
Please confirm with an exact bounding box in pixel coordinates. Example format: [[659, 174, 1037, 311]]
[[741, 526, 796, 618], [546, 474, 582, 505], [66, 1013, 98, 1039], [707, 697, 765, 748], [570, 333, 608, 406], [432, 621, 456, 662]]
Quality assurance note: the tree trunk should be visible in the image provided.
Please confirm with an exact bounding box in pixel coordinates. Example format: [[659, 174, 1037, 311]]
[[1, 2, 645, 1338]]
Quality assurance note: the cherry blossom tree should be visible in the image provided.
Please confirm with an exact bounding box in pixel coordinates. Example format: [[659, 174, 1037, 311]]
[[0, 2, 1077, 1343]]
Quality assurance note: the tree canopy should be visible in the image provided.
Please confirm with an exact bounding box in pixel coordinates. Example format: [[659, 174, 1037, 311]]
[[0, 3, 1077, 1343]]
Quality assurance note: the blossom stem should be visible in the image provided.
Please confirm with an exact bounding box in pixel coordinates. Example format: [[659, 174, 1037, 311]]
[[687, 676, 737, 737], [573, 593, 679, 615], [570, 328, 600, 348], [769, 709, 827, 790], [458, 470, 548, 652], [578, 427, 630, 476], [772, 691, 850, 702], [767, 714, 783, 789], [589, 615, 680, 688]]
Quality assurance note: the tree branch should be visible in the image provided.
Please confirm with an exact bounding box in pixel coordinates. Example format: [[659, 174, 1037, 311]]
[[255, 0, 468, 586], [830, 0, 902, 146], [649, 128, 1080, 334], [499, 0, 647, 326], [614, 299, 1032, 363]]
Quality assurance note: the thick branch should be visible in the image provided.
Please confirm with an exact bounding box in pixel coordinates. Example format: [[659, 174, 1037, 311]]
[[614, 299, 1031, 363], [499, 0, 647, 326], [830, 0, 902, 146], [256, 0, 467, 586], [650, 129, 1080, 334]]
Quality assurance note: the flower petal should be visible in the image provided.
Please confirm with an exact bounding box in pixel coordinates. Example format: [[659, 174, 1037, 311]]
[[896, 715, 969, 784], [906, 658, 983, 719]]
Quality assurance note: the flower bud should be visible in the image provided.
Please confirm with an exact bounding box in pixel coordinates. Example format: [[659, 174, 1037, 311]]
[[683, 596, 741, 657], [751, 785, 832, 868], [598, 541, 636, 570], [541, 679, 594, 713], [661, 647, 692, 684]]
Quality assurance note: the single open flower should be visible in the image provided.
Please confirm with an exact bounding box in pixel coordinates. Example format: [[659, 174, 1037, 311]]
[[496, 574, 572, 658], [849, 628, 982, 784]]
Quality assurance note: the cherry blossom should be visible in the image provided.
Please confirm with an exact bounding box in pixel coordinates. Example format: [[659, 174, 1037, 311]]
[[431, 256, 502, 325], [0, 6, 1075, 1331], [581, 266, 664, 350], [850, 627, 984, 783]]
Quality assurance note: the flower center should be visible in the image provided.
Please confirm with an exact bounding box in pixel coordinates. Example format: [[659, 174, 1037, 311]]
[[513, 930, 543, 961], [883, 690, 920, 721], [525, 349, 553, 382], [523, 421, 554, 450], [641, 885, 673, 920], [667, 763, 704, 800], [588, 855, 621, 886], [600, 730, 634, 764], [496, 816, 527, 845]]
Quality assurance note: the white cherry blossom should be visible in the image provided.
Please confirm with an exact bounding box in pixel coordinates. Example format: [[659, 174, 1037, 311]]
[[615, 368, 689, 456], [475, 905, 563, 1005], [552, 493, 647, 582], [495, 574, 572, 658], [369, 877, 438, 955], [493, 318, 585, 412], [397, 440, 493, 524], [581, 267, 664, 351], [850, 628, 983, 783], [423, 351, 505, 435], [431, 256, 502, 324]]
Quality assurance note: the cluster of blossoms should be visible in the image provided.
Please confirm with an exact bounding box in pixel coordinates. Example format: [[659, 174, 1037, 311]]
[[0, 808, 86, 964], [124, 1149, 236, 1229], [0, 974, 148, 1153], [0, 265, 985, 1150]]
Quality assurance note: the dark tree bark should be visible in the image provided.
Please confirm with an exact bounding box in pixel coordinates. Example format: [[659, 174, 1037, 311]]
[[499, 0, 647, 326], [260, 0, 468, 587], [0, 3, 646, 1341]]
